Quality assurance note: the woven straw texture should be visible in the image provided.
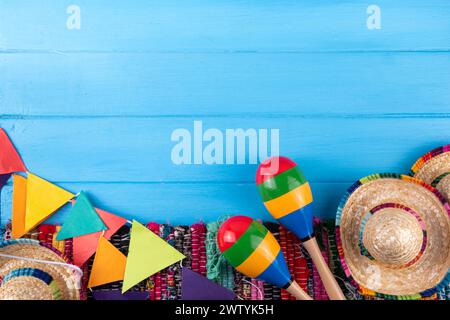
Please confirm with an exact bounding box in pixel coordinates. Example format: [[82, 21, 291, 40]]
[[411, 145, 450, 203], [336, 174, 450, 299], [0, 239, 80, 300]]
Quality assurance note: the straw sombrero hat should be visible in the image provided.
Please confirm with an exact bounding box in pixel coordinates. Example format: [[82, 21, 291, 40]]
[[336, 173, 450, 299], [0, 239, 81, 300], [411, 145, 450, 202]]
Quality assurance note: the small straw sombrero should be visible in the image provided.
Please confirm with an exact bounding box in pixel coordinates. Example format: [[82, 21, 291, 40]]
[[336, 173, 450, 299], [411, 145, 450, 202], [0, 239, 81, 300]]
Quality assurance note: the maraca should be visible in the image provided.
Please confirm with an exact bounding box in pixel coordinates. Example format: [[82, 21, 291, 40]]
[[256, 156, 345, 300], [217, 215, 312, 300]]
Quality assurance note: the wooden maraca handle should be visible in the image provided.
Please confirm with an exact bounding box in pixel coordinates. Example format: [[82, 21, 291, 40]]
[[303, 238, 346, 300], [285, 281, 312, 300]]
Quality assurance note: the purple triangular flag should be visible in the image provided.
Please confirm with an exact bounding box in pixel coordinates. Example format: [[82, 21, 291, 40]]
[[181, 267, 236, 300], [92, 290, 149, 300], [0, 174, 10, 190]]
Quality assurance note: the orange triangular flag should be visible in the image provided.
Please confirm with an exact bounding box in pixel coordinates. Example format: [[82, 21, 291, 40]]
[[24, 173, 75, 233], [0, 129, 27, 174], [88, 237, 127, 288], [11, 174, 27, 239], [73, 205, 127, 267]]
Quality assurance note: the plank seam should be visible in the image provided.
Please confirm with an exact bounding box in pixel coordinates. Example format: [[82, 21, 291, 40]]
[[2, 113, 450, 120], [1, 49, 450, 54]]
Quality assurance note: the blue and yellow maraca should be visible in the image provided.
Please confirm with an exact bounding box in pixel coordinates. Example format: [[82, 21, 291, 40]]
[[217, 216, 312, 300], [256, 156, 345, 300]]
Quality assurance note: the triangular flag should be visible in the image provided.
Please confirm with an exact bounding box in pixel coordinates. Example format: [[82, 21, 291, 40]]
[[11, 174, 27, 239], [122, 220, 185, 293], [53, 226, 65, 253], [56, 191, 107, 240], [25, 173, 74, 232], [88, 237, 127, 288], [0, 174, 11, 191], [73, 205, 127, 267], [0, 129, 27, 174], [181, 267, 236, 300]]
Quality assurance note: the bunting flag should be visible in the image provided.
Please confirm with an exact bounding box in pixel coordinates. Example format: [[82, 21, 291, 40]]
[[0, 128, 27, 174], [92, 290, 149, 300], [56, 191, 107, 240], [24, 173, 74, 233], [52, 225, 65, 253], [122, 220, 185, 293], [73, 205, 127, 267], [11, 174, 27, 239], [88, 237, 127, 288], [181, 267, 236, 300], [0, 174, 11, 191]]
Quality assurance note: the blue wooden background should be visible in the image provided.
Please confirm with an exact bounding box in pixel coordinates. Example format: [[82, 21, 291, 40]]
[[1, 1, 449, 225]]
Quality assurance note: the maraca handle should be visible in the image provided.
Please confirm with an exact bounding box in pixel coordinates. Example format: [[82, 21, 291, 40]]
[[285, 281, 312, 300], [303, 238, 346, 300]]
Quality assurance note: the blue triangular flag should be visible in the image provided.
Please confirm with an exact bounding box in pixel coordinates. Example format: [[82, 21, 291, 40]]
[[181, 267, 236, 300], [56, 191, 107, 240]]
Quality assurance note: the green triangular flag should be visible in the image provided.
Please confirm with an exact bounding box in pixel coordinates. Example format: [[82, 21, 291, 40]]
[[56, 191, 107, 240], [122, 220, 185, 293]]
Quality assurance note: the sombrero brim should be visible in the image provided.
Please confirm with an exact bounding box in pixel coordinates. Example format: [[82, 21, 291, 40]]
[[411, 145, 450, 203], [0, 268, 62, 300], [336, 173, 450, 299], [0, 239, 80, 300]]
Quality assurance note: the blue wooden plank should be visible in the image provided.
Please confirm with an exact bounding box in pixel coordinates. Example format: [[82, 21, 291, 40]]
[[0, 117, 448, 183], [0, 181, 348, 225], [1, 1, 449, 52], [1, 52, 449, 116]]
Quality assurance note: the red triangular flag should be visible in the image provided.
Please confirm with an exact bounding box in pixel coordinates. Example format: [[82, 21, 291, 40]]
[[0, 129, 26, 174], [73, 203, 127, 267]]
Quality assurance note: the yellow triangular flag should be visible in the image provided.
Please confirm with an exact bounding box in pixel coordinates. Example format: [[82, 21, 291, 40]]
[[52, 226, 66, 253], [24, 172, 74, 232], [88, 237, 127, 288], [122, 220, 185, 293], [11, 174, 27, 239]]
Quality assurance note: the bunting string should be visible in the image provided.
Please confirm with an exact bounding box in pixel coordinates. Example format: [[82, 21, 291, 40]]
[[0, 252, 83, 288]]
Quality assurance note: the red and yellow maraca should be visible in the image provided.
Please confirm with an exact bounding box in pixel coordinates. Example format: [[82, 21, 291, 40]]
[[256, 156, 345, 300], [217, 215, 311, 300]]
